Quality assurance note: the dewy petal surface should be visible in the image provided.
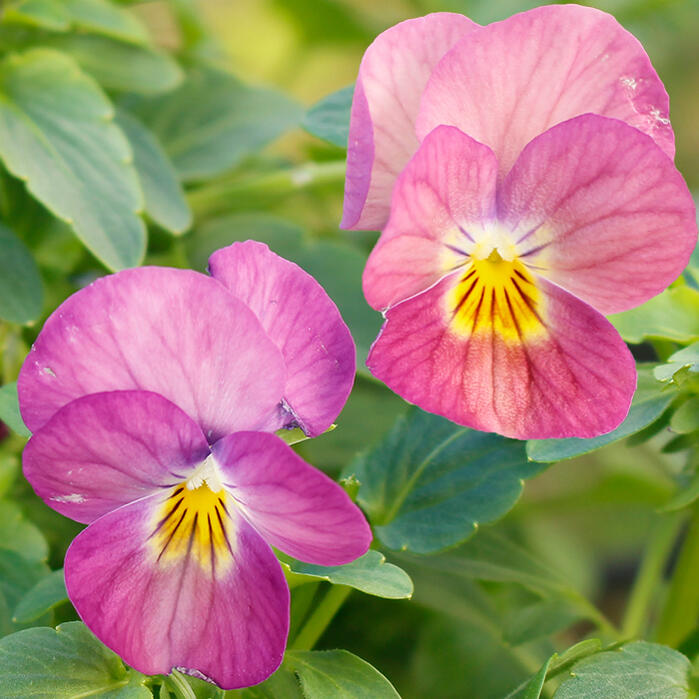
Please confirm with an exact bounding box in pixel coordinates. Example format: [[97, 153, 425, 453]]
[[213, 432, 372, 565], [18, 267, 286, 439], [342, 12, 478, 230], [65, 490, 289, 690], [499, 114, 697, 314], [367, 270, 636, 439], [363, 125, 498, 310], [417, 4, 674, 181], [209, 241, 355, 437], [23, 390, 209, 524]]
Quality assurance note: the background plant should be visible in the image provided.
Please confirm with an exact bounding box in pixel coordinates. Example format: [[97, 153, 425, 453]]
[[0, 0, 697, 697]]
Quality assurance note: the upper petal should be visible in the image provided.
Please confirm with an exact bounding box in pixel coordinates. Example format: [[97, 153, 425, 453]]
[[417, 4, 674, 181], [17, 267, 286, 439], [342, 12, 479, 230], [213, 431, 372, 566], [499, 114, 697, 314], [209, 241, 355, 437], [65, 491, 289, 689], [23, 390, 209, 524], [367, 267, 636, 440], [363, 125, 498, 310]]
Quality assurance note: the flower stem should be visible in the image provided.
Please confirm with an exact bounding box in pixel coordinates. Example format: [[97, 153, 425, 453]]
[[621, 513, 682, 639], [168, 669, 196, 699], [186, 160, 347, 219], [656, 503, 699, 646], [290, 584, 352, 651]]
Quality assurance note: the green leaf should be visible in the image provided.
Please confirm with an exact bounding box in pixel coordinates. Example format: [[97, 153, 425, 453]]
[[527, 365, 675, 462], [115, 109, 191, 233], [302, 85, 352, 148], [0, 49, 145, 270], [504, 598, 581, 646], [281, 550, 413, 599], [346, 407, 546, 553], [610, 286, 699, 344], [671, 396, 699, 434], [3, 0, 149, 43], [46, 35, 183, 95], [286, 650, 400, 698], [0, 500, 48, 563], [0, 222, 42, 324], [0, 621, 151, 697], [554, 641, 692, 698], [0, 550, 50, 636], [522, 654, 552, 699], [661, 468, 699, 512], [130, 65, 302, 181], [12, 568, 67, 624], [654, 343, 699, 384], [0, 382, 30, 437]]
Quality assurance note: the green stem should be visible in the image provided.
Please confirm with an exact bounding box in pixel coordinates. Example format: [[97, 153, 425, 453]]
[[187, 160, 346, 219], [167, 669, 196, 699], [656, 503, 699, 646], [621, 513, 682, 639], [290, 584, 352, 651]]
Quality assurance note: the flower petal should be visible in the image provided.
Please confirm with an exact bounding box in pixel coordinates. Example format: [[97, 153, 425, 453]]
[[367, 269, 636, 439], [18, 267, 285, 439], [23, 391, 208, 524], [499, 114, 697, 314], [342, 12, 478, 230], [363, 125, 498, 310], [65, 490, 289, 690], [213, 432, 372, 565], [417, 4, 674, 182], [209, 241, 355, 437]]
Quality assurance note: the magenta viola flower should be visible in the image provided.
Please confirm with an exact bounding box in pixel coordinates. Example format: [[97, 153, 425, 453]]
[[342, 5, 675, 231], [363, 117, 697, 439], [18, 242, 370, 688]]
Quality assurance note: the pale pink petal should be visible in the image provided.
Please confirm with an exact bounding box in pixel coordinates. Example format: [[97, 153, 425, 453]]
[[209, 241, 355, 437], [417, 4, 674, 182], [213, 432, 372, 565], [17, 267, 285, 440], [22, 391, 208, 524], [498, 114, 697, 314], [363, 125, 498, 310], [342, 12, 479, 230], [65, 490, 289, 690], [367, 270, 636, 439]]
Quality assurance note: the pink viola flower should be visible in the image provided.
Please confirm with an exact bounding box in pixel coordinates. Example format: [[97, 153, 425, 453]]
[[363, 117, 697, 439], [18, 243, 371, 689], [342, 5, 675, 231]]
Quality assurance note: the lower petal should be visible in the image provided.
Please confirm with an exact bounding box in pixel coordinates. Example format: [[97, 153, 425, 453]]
[[65, 491, 289, 690], [367, 268, 636, 439]]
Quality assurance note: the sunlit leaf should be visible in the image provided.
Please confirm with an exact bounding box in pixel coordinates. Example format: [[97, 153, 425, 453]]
[[527, 365, 675, 462], [115, 109, 191, 234], [554, 641, 692, 698], [346, 408, 546, 553], [654, 343, 699, 384], [0, 621, 151, 697], [0, 49, 145, 270], [303, 85, 352, 148], [282, 550, 413, 599], [0, 223, 42, 324]]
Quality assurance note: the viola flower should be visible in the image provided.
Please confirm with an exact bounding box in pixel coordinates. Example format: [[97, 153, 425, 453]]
[[363, 117, 697, 439], [18, 243, 370, 688], [23, 391, 371, 688], [342, 5, 674, 231]]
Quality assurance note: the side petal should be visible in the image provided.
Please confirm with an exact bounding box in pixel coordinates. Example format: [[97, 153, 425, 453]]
[[209, 241, 355, 437], [417, 4, 674, 182], [498, 114, 697, 314], [363, 125, 498, 310], [65, 491, 289, 690], [23, 390, 209, 524], [367, 270, 636, 440], [17, 267, 285, 439], [342, 12, 478, 230], [213, 432, 372, 566]]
